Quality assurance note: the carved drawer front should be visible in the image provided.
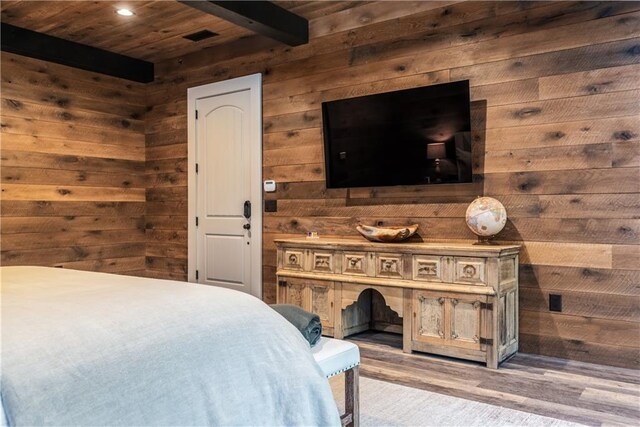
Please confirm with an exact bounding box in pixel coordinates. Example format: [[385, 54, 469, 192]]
[[310, 282, 335, 328], [375, 253, 404, 278], [412, 256, 444, 282], [453, 257, 487, 285], [283, 249, 305, 271], [448, 296, 484, 351], [311, 251, 334, 273], [342, 252, 368, 276], [412, 291, 447, 345]]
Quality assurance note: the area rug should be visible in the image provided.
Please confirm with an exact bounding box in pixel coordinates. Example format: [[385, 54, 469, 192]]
[[330, 376, 582, 426]]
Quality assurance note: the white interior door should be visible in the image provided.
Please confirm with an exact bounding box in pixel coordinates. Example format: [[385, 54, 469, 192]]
[[187, 74, 262, 298]]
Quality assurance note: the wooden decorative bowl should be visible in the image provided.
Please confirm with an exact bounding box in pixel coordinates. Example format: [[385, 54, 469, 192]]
[[356, 224, 419, 243]]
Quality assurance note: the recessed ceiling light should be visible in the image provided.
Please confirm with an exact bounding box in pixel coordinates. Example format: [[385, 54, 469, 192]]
[[116, 8, 134, 16]]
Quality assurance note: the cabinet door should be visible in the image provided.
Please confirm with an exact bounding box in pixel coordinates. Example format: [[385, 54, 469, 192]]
[[278, 278, 334, 329], [413, 291, 447, 345], [281, 278, 309, 310], [448, 295, 485, 350], [310, 282, 335, 328]]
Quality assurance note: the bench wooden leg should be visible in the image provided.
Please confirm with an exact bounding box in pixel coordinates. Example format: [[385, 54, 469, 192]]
[[341, 366, 359, 427]]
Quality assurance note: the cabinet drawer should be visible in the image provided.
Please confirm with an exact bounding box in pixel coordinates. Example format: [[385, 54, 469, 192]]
[[342, 252, 369, 276], [412, 256, 444, 282], [453, 257, 486, 285], [311, 251, 334, 273], [282, 249, 305, 271], [375, 253, 404, 279]]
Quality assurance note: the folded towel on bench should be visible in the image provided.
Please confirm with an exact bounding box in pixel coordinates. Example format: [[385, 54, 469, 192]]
[[271, 304, 323, 346]]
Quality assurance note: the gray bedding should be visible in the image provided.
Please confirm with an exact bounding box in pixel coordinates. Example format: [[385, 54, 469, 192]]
[[0, 266, 340, 426]]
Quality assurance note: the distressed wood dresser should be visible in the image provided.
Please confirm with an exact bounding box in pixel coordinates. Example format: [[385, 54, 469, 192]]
[[275, 238, 520, 368]]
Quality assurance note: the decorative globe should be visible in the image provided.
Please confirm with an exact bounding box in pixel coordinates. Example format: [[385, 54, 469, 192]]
[[465, 197, 507, 242]]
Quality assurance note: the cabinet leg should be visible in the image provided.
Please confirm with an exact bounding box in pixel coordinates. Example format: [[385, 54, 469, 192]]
[[487, 352, 498, 369]]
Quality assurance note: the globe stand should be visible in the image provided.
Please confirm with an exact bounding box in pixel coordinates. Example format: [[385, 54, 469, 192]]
[[473, 235, 499, 245]]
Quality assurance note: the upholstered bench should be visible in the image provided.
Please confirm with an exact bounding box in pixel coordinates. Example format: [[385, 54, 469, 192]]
[[311, 338, 360, 427]]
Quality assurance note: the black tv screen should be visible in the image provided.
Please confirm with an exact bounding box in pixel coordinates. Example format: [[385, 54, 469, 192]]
[[322, 80, 472, 188]]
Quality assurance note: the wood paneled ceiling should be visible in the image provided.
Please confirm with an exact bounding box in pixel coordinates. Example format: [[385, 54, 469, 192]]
[[0, 1, 365, 64], [0, 1, 254, 62]]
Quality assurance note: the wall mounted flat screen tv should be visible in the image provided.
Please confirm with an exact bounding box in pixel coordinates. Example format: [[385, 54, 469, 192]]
[[322, 80, 472, 188]]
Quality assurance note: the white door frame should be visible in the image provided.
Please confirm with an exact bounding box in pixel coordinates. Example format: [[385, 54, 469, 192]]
[[187, 73, 262, 299]]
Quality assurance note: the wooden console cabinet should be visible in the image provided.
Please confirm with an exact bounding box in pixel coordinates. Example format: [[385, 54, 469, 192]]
[[275, 238, 520, 368]]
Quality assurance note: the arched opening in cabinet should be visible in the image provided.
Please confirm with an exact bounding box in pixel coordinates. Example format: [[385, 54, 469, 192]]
[[342, 287, 403, 340]]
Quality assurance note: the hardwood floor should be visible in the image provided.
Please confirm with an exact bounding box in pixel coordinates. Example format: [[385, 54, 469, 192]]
[[346, 331, 640, 426]]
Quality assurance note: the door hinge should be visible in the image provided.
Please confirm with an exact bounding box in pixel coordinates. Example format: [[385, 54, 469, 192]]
[[479, 337, 493, 346], [480, 302, 494, 310], [195, 110, 198, 120], [195, 163, 199, 174], [195, 270, 199, 280], [195, 216, 199, 226]]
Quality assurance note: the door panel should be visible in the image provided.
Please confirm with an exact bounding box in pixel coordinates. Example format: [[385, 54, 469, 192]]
[[413, 291, 446, 345], [205, 235, 245, 285], [286, 282, 307, 309], [310, 283, 334, 328], [449, 295, 485, 351], [203, 104, 247, 217]]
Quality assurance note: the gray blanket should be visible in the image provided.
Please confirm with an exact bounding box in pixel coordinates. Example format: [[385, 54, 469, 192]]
[[0, 267, 340, 426], [271, 304, 323, 346]]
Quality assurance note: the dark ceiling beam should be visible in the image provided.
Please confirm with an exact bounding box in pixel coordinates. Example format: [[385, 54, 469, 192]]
[[1, 23, 154, 83], [178, 1, 308, 46]]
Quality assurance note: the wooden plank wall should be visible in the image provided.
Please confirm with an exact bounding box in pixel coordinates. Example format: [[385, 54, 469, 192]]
[[1, 52, 147, 275], [145, 1, 640, 368]]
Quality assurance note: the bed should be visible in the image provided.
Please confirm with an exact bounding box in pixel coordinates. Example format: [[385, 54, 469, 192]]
[[0, 266, 340, 426]]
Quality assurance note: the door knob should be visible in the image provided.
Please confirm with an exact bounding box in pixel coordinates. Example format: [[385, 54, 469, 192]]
[[243, 223, 251, 230]]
